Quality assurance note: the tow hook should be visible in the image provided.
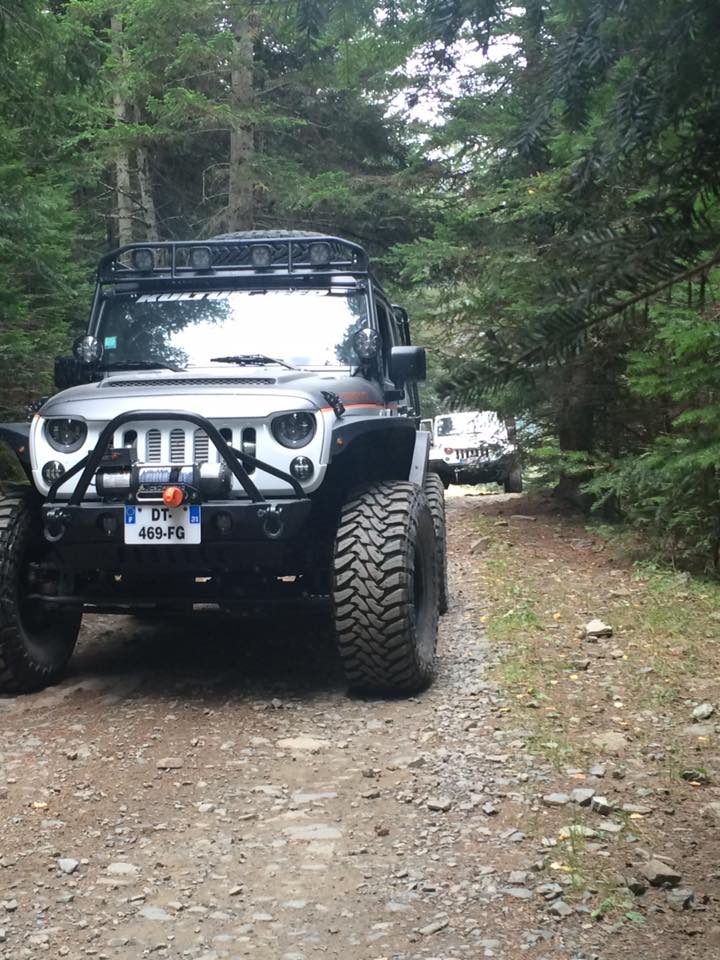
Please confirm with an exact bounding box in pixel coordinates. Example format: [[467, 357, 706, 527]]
[[258, 505, 285, 540], [44, 507, 69, 543]]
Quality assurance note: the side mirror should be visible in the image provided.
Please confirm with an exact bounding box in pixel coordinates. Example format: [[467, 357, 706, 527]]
[[389, 346, 426, 385], [54, 356, 96, 390]]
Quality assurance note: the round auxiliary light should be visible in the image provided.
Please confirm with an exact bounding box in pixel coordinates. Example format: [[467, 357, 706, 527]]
[[250, 244, 273, 269], [189, 245, 213, 271], [45, 418, 88, 453], [162, 486, 185, 508], [290, 456, 314, 481], [271, 412, 316, 449], [42, 461, 65, 485], [73, 335, 103, 365], [309, 241, 331, 266], [131, 247, 155, 272], [352, 327, 380, 360]]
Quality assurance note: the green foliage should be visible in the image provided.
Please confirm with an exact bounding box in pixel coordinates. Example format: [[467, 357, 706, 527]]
[[585, 292, 720, 571]]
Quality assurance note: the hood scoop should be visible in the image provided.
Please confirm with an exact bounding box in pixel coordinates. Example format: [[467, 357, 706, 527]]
[[103, 376, 276, 389]]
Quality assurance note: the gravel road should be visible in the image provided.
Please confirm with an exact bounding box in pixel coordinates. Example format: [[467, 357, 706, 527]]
[[0, 494, 593, 960]]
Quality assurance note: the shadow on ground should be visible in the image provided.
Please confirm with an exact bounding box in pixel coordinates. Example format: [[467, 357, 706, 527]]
[[68, 608, 347, 701]]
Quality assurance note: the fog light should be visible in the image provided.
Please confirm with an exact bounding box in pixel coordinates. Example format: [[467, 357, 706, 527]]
[[42, 461, 65, 484], [250, 244, 273, 269], [190, 245, 213, 271], [309, 241, 331, 266], [131, 247, 155, 272], [214, 511, 232, 535], [290, 456, 314, 481]]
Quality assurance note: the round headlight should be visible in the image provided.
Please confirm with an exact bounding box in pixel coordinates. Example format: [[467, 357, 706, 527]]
[[45, 418, 87, 453], [271, 413, 316, 449]]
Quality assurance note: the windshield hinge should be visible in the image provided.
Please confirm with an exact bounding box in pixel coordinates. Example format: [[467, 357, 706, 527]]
[[321, 391, 346, 419]]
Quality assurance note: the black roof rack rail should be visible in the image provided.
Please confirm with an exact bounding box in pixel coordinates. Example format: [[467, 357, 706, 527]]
[[97, 235, 369, 283]]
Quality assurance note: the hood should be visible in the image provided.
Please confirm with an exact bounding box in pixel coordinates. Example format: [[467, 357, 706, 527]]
[[39, 366, 385, 422]]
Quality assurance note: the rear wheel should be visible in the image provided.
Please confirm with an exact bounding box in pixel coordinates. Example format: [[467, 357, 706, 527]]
[[423, 472, 448, 615], [0, 490, 81, 692], [332, 481, 438, 695]]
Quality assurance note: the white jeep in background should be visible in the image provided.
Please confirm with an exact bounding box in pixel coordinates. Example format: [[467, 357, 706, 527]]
[[426, 411, 522, 492]]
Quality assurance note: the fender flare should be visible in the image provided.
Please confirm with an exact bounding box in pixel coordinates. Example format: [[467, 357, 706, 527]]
[[0, 423, 31, 478], [409, 429, 429, 486]]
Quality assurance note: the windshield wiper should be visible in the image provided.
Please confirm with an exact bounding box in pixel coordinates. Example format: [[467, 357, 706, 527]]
[[101, 359, 184, 373], [210, 354, 296, 370]]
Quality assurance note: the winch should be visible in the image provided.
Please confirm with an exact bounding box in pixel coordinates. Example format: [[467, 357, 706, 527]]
[[95, 447, 231, 503]]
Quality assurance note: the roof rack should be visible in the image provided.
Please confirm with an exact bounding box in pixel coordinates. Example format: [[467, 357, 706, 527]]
[[97, 235, 369, 283]]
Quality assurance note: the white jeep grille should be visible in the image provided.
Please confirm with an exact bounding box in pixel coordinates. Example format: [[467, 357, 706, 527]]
[[145, 428, 162, 461], [169, 427, 186, 462], [193, 428, 209, 462], [116, 424, 255, 473]]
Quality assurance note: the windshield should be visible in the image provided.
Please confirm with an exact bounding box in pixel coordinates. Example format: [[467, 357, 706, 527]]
[[435, 411, 507, 443], [97, 288, 369, 369]]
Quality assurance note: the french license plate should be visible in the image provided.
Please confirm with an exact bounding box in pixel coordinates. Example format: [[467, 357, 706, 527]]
[[124, 505, 201, 545]]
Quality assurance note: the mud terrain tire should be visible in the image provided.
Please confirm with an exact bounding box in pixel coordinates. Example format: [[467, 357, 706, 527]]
[[333, 481, 438, 695], [423, 472, 448, 615], [0, 490, 81, 692]]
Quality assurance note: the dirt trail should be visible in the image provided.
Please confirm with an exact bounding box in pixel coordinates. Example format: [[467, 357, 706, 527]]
[[0, 493, 716, 959]]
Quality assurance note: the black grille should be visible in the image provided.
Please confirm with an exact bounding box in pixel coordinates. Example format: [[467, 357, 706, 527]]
[[104, 377, 275, 388]]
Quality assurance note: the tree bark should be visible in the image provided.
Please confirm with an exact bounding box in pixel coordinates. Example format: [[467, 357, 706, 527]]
[[133, 107, 159, 240], [225, 10, 254, 231], [110, 14, 133, 246]]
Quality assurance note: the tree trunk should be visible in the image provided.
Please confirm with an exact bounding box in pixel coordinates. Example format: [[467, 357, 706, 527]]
[[110, 14, 133, 246], [225, 11, 254, 231], [134, 107, 159, 240], [555, 366, 595, 510]]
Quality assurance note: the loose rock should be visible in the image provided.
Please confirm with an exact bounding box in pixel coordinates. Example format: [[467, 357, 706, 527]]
[[543, 793, 570, 807], [692, 702, 715, 721], [419, 916, 449, 936], [57, 858, 79, 875], [156, 757, 183, 770], [641, 859, 682, 888], [548, 900, 573, 918], [582, 619, 613, 640]]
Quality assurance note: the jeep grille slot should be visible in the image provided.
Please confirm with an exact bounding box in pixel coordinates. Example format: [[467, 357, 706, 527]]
[[170, 427, 185, 462], [193, 429, 209, 463], [242, 427, 256, 475], [145, 428, 161, 461]]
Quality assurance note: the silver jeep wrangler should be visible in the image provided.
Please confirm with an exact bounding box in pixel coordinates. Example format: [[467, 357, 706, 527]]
[[0, 232, 447, 696]]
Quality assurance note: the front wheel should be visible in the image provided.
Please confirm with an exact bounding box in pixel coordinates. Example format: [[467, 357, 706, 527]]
[[504, 461, 523, 493], [0, 491, 81, 692], [332, 481, 438, 695]]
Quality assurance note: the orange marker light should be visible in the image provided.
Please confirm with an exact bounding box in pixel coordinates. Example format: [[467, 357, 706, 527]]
[[162, 486, 184, 508]]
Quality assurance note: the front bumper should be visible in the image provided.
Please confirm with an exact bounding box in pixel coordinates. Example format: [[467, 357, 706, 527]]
[[41, 498, 313, 575], [431, 454, 512, 484]]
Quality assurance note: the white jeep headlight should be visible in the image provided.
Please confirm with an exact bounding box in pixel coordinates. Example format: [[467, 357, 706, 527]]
[[271, 412, 316, 449], [45, 418, 87, 453]]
